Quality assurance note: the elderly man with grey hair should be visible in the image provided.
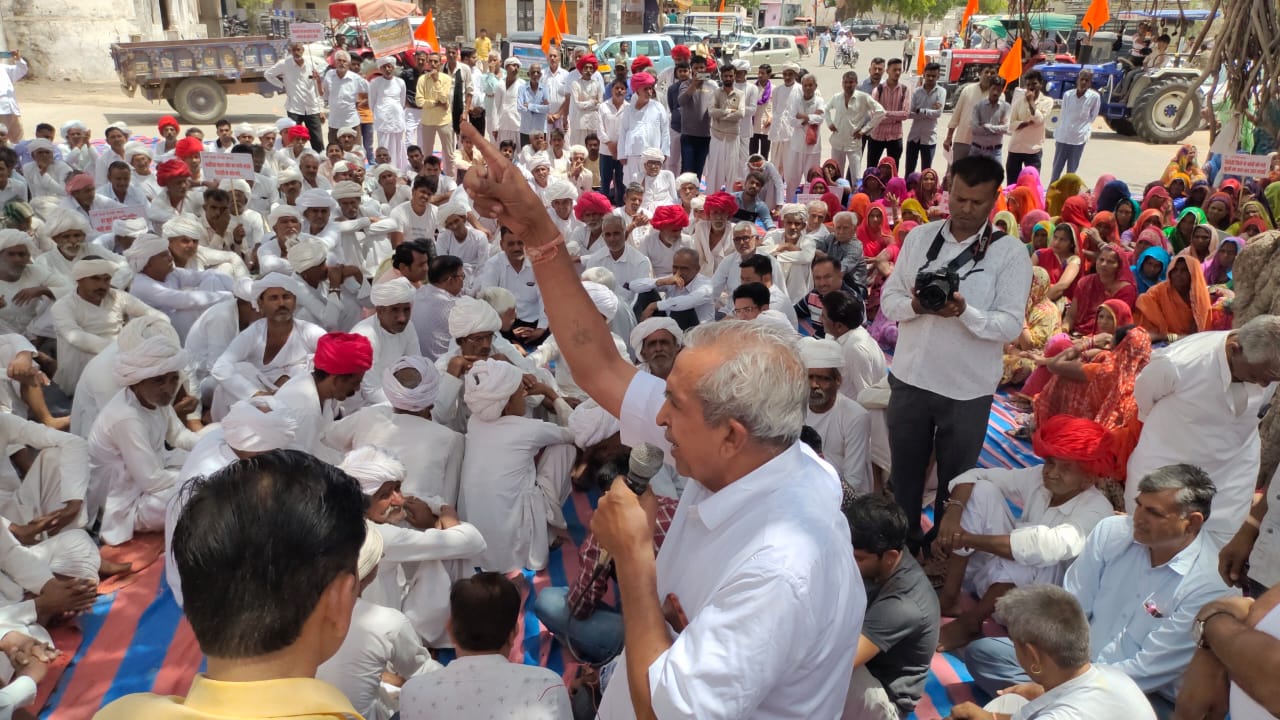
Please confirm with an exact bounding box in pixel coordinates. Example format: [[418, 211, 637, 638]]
[[1127, 314, 1280, 548], [762, 202, 819, 302], [457, 121, 862, 719], [967, 463, 1235, 717]]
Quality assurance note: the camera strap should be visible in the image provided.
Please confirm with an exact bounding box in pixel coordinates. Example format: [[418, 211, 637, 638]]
[[923, 221, 1005, 279]]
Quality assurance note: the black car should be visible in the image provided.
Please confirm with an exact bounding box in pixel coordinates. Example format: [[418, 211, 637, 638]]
[[842, 19, 885, 40]]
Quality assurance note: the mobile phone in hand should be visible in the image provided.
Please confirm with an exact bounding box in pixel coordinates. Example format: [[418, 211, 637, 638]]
[[0, 51, 13, 60]]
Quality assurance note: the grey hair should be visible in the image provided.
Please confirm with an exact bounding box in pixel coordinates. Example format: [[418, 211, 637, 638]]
[[682, 320, 806, 448], [528, 62, 543, 74], [1236, 315, 1280, 370], [333, 50, 351, 63], [806, 200, 828, 216], [994, 586, 1091, 669], [581, 266, 616, 290], [601, 214, 626, 231], [1137, 464, 1216, 519], [673, 247, 700, 265], [833, 211, 856, 225], [732, 221, 756, 235], [478, 286, 516, 315]]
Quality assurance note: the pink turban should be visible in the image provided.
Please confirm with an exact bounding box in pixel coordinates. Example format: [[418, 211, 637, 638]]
[[156, 159, 191, 186], [651, 204, 689, 231], [175, 136, 204, 159], [64, 173, 95, 194], [631, 72, 656, 91], [703, 191, 738, 217], [314, 333, 373, 375], [574, 191, 613, 221]]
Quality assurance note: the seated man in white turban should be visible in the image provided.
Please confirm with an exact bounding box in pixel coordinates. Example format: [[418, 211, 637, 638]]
[[629, 317, 683, 381], [581, 266, 638, 351], [21, 139, 72, 201], [186, 279, 260, 413], [435, 199, 488, 295], [329, 181, 377, 268], [288, 236, 360, 332], [0, 231, 56, 338], [163, 213, 248, 279], [339, 447, 486, 648], [125, 141, 159, 201], [35, 207, 129, 294], [70, 315, 185, 437], [327, 356, 465, 507], [125, 232, 234, 342], [254, 205, 304, 273], [348, 278, 419, 409], [459, 359, 576, 573], [369, 164, 411, 215], [761, 203, 819, 303], [88, 335, 202, 545], [295, 188, 342, 251], [0, 519, 99, 647], [544, 179, 582, 240], [50, 257, 164, 391], [529, 280, 632, 402], [317, 520, 441, 720], [165, 396, 300, 605], [210, 274, 324, 420], [91, 216, 148, 256], [275, 332, 373, 462], [799, 337, 872, 496], [412, 255, 465, 361]]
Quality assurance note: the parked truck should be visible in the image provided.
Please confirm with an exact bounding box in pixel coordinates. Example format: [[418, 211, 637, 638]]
[[109, 36, 290, 124]]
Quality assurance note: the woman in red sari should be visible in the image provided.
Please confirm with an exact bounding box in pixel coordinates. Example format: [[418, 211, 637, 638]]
[[1031, 324, 1153, 432], [1064, 244, 1137, 335], [865, 219, 916, 323], [1034, 223, 1082, 302], [857, 201, 893, 258], [915, 168, 947, 218]]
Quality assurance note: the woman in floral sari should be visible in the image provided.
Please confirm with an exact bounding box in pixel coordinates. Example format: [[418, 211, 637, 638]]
[[1001, 266, 1060, 385], [1031, 324, 1153, 432]]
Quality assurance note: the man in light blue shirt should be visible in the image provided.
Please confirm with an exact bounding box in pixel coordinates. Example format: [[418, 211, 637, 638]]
[[517, 64, 550, 147], [965, 464, 1236, 717]]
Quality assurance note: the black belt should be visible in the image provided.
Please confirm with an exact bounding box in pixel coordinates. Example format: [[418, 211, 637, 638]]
[[971, 143, 1002, 151]]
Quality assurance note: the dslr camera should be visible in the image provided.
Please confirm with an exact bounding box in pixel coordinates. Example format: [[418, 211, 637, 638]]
[[914, 266, 960, 312]]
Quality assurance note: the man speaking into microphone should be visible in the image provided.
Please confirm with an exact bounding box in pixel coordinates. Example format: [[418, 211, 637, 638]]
[[459, 121, 863, 720]]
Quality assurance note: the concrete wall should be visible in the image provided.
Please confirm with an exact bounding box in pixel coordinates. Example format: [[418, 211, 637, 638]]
[[0, 0, 208, 82]]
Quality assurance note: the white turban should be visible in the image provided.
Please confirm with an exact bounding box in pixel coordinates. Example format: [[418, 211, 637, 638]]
[[72, 258, 118, 281], [46, 530, 100, 581], [504, 56, 522, 68], [232, 277, 256, 303], [383, 355, 440, 412], [377, 55, 397, 68], [780, 203, 809, 222], [251, 272, 296, 309], [332, 161, 354, 175], [437, 197, 470, 223], [463, 359, 525, 422], [0, 230, 34, 254], [641, 147, 665, 162], [42, 208, 91, 239], [118, 314, 178, 351], [529, 153, 551, 170], [568, 399, 620, 449], [162, 214, 206, 241], [124, 234, 171, 272], [580, 266, 616, 291], [222, 397, 299, 453], [448, 296, 501, 339], [733, 59, 750, 72], [357, 521, 384, 580], [275, 118, 296, 132], [582, 281, 618, 321], [26, 138, 55, 155], [676, 172, 700, 187], [60, 120, 87, 138], [296, 188, 335, 209], [372, 163, 399, 180], [336, 126, 359, 139], [287, 237, 328, 273], [112, 217, 148, 237], [368, 217, 401, 237], [690, 196, 705, 213], [276, 167, 303, 185], [331, 180, 363, 200], [340, 445, 407, 495], [234, 122, 256, 137], [124, 141, 152, 161], [370, 277, 414, 306], [267, 205, 303, 227], [218, 179, 251, 196], [798, 336, 843, 370], [114, 334, 188, 386], [543, 179, 579, 203], [629, 317, 683, 357]]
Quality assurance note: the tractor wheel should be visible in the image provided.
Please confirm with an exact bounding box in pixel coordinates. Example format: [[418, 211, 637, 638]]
[[1105, 117, 1137, 136], [173, 77, 228, 124], [1131, 77, 1202, 144]]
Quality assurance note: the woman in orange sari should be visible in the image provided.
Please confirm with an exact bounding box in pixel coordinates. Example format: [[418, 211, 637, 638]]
[[1031, 324, 1153, 432], [1133, 254, 1211, 343]]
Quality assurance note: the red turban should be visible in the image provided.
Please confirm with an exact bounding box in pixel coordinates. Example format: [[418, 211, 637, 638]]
[[64, 173, 95, 194], [651, 204, 689, 231], [156, 159, 191, 186], [157, 115, 180, 132], [1032, 415, 1118, 479], [175, 136, 204, 159], [671, 45, 691, 62], [314, 332, 373, 375], [576, 54, 598, 73], [631, 72, 656, 91], [631, 56, 653, 73], [704, 57, 717, 73], [286, 125, 311, 142], [574, 191, 613, 220], [703, 191, 738, 217]]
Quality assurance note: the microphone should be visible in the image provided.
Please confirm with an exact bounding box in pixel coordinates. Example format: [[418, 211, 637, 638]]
[[594, 442, 664, 573]]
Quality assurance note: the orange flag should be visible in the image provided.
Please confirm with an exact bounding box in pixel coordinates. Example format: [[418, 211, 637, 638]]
[[916, 36, 926, 74], [1081, 0, 1110, 37], [414, 10, 440, 52], [558, 0, 569, 35], [541, 0, 562, 56], [998, 36, 1024, 85], [960, 0, 979, 37]]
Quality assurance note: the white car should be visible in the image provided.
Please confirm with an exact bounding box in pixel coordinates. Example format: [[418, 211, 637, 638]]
[[735, 34, 801, 70]]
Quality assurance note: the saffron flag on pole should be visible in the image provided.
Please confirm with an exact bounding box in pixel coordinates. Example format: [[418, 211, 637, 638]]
[[960, 0, 979, 38], [998, 36, 1024, 85], [413, 9, 440, 52], [558, 0, 569, 35], [541, 0, 563, 56], [1081, 0, 1110, 38], [916, 36, 927, 74]]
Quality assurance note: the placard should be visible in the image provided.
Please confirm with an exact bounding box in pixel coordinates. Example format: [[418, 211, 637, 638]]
[[367, 19, 413, 58], [89, 206, 146, 235], [289, 22, 326, 43], [200, 152, 256, 181], [1221, 152, 1271, 179], [795, 193, 823, 204]]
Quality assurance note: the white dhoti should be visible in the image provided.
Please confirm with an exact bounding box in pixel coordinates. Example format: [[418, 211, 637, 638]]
[[738, 135, 750, 170], [404, 107, 421, 152], [704, 130, 740, 194], [829, 144, 863, 186], [100, 448, 188, 545], [377, 129, 408, 173], [623, 156, 644, 186], [495, 129, 520, 146], [667, 129, 682, 174], [772, 138, 791, 178], [956, 479, 1042, 596], [785, 136, 821, 202]]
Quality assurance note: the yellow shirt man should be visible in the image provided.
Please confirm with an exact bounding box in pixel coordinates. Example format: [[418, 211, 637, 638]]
[[94, 675, 362, 719], [416, 70, 454, 127], [475, 34, 492, 60]]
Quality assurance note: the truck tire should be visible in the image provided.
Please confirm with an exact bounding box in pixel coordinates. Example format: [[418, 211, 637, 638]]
[[1105, 117, 1137, 136], [1131, 77, 1202, 144], [173, 78, 228, 124], [868, 31, 880, 41]]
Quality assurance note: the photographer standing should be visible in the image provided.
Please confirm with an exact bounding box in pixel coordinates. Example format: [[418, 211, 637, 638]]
[[880, 155, 1031, 552]]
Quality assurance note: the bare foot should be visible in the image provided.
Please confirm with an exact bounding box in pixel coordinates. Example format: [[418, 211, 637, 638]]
[[937, 616, 982, 653], [99, 559, 132, 578]]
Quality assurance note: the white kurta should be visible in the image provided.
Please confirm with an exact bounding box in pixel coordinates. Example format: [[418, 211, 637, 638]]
[[806, 394, 872, 495], [584, 245, 653, 306], [0, 413, 90, 528], [761, 230, 819, 304], [347, 316, 420, 410], [273, 372, 339, 463], [529, 333, 631, 402], [209, 318, 325, 419], [370, 75, 408, 173], [458, 415, 575, 573], [688, 221, 736, 278], [635, 227, 692, 278], [50, 289, 162, 391], [389, 202, 438, 246], [317, 596, 440, 720], [568, 75, 604, 146], [988, 665, 1155, 720], [88, 388, 198, 545], [324, 406, 465, 507], [184, 299, 244, 401], [370, 521, 487, 647], [835, 326, 888, 401], [0, 266, 57, 336], [129, 268, 233, 343], [950, 465, 1114, 595], [783, 91, 825, 200], [166, 428, 240, 605]]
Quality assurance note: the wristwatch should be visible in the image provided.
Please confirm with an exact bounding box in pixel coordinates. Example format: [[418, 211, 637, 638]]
[[1192, 609, 1235, 649]]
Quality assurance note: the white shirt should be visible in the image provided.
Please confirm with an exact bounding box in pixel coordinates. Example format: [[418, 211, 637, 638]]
[[492, 77, 525, 134], [348, 315, 420, 409], [0, 59, 28, 115], [628, 274, 715, 324], [434, 228, 489, 295], [370, 75, 408, 134], [210, 318, 325, 405], [806, 395, 871, 494], [635, 227, 692, 280], [265, 55, 324, 115], [273, 372, 339, 462], [708, 251, 784, 313], [166, 428, 240, 604], [598, 99, 626, 157], [600, 371, 863, 719], [768, 82, 797, 142], [184, 299, 243, 390], [400, 654, 571, 720], [825, 90, 885, 152], [1247, 466, 1280, 587], [1055, 87, 1102, 146], [390, 201, 438, 246], [1125, 331, 1277, 545], [21, 160, 71, 200], [584, 245, 653, 305], [129, 268, 233, 343], [324, 406, 465, 506], [50, 289, 161, 390], [322, 69, 370, 129], [0, 174, 28, 207], [1006, 88, 1056, 154], [1009, 665, 1155, 720], [317, 597, 438, 720], [479, 253, 545, 326], [617, 100, 671, 159], [880, 221, 1032, 400], [639, 170, 679, 215], [834, 327, 887, 401]]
